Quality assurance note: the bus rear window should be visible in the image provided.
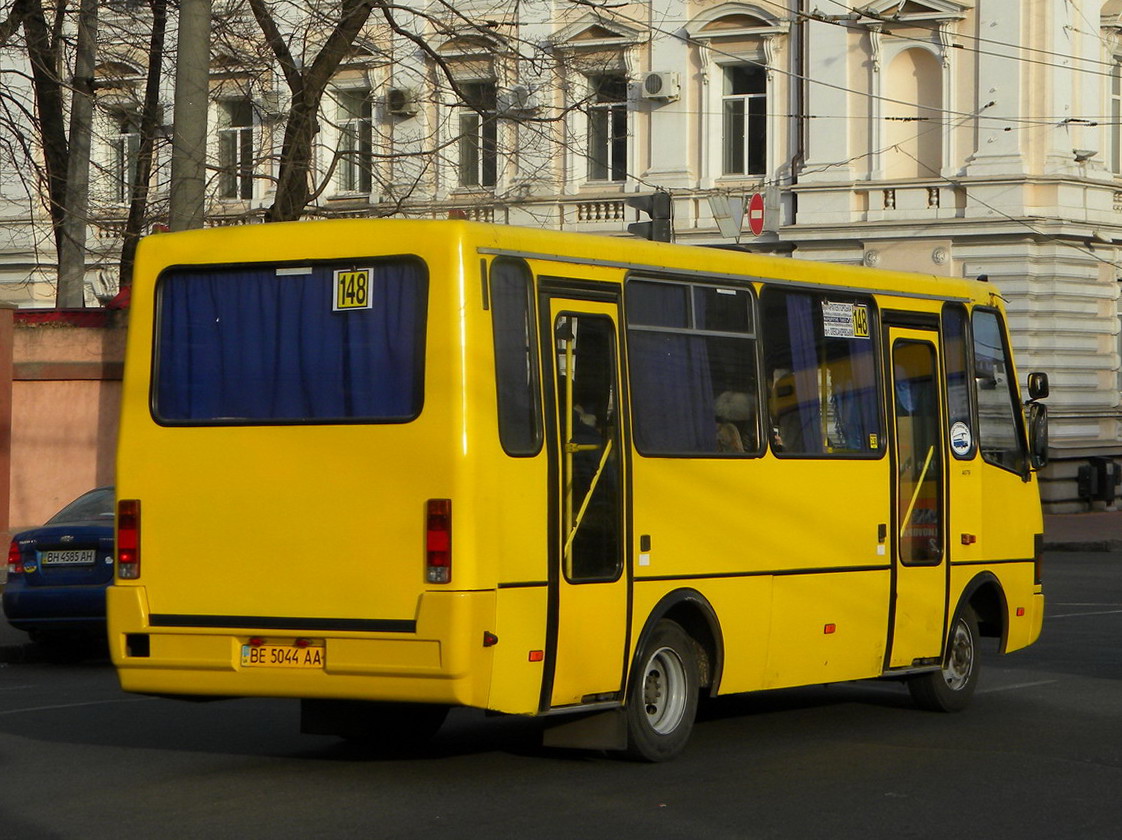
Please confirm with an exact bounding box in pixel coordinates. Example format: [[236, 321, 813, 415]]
[[154, 258, 427, 424]]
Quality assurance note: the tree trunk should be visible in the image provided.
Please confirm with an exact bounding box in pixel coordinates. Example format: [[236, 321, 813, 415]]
[[119, 0, 169, 288], [250, 0, 376, 223], [266, 96, 318, 222], [55, 0, 98, 308], [19, 0, 68, 255]]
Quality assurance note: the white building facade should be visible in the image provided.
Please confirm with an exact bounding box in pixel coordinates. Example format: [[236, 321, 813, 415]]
[[1, 0, 1121, 509]]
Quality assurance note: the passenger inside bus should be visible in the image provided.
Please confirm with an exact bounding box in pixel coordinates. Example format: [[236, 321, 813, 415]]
[[715, 390, 758, 453]]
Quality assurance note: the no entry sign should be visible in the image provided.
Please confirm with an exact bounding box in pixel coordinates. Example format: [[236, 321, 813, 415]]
[[747, 192, 765, 237]]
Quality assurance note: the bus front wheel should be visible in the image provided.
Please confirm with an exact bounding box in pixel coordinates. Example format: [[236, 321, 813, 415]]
[[623, 620, 699, 762], [908, 605, 980, 712]]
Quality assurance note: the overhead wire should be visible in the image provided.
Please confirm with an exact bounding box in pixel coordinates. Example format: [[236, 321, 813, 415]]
[[796, 0, 1122, 77], [555, 1, 1121, 251], [571, 0, 1099, 131]]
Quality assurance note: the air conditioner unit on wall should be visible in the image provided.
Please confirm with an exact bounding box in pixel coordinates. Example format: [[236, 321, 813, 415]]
[[386, 88, 419, 116], [641, 71, 680, 102], [500, 84, 539, 116]]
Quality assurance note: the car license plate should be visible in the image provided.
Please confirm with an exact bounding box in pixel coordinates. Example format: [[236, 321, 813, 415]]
[[41, 549, 96, 565], [241, 644, 325, 669]]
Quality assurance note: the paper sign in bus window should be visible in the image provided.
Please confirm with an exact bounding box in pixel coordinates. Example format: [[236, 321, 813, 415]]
[[334, 268, 374, 311], [822, 301, 870, 339]]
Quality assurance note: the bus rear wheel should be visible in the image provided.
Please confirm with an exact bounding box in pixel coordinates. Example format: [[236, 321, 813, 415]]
[[623, 620, 699, 762], [908, 605, 980, 712]]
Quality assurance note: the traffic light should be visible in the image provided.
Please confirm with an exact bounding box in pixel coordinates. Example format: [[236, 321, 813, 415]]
[[627, 191, 672, 242]]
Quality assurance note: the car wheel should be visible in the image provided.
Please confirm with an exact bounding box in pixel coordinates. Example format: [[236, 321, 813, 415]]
[[908, 605, 980, 712]]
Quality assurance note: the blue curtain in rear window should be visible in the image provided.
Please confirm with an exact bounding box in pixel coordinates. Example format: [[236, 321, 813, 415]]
[[156, 260, 425, 422]]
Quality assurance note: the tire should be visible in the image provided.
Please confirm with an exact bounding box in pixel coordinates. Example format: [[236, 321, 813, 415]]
[[623, 620, 699, 762], [908, 605, 980, 712]]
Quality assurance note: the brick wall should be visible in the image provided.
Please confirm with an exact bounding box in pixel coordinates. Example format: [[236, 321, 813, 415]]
[[1, 311, 126, 549]]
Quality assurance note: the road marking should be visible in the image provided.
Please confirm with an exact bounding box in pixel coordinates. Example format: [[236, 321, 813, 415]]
[[1049, 609, 1122, 619], [978, 680, 1057, 694], [0, 696, 155, 717]]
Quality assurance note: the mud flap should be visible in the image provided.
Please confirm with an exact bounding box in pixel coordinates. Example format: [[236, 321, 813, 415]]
[[542, 708, 627, 751]]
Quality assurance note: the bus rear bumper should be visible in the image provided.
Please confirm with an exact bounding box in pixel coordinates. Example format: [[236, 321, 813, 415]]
[[107, 585, 496, 708]]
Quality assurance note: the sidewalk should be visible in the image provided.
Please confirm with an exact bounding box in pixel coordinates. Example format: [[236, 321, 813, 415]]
[[1044, 510, 1122, 552]]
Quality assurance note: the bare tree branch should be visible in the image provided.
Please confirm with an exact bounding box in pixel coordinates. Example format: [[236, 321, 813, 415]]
[[0, 2, 26, 48]]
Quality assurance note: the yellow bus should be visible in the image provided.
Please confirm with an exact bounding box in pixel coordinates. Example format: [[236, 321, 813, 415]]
[[109, 219, 1049, 761]]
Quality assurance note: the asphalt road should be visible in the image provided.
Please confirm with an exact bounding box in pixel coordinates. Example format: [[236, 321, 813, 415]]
[[1, 551, 1121, 839]]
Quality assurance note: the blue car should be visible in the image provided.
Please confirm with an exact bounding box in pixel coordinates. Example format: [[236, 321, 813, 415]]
[[3, 487, 115, 645]]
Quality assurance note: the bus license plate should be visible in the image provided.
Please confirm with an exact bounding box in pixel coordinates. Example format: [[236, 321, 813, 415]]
[[41, 549, 96, 565], [241, 644, 325, 669]]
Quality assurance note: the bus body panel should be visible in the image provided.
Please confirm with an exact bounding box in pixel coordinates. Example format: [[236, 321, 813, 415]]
[[486, 586, 550, 714], [119, 423, 467, 620], [764, 569, 890, 689], [979, 463, 1045, 563], [631, 458, 891, 576]]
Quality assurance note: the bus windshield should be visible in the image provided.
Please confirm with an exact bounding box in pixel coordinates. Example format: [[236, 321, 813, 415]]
[[153, 258, 427, 424]]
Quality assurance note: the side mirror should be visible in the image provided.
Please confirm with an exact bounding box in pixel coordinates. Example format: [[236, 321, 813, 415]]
[[1027, 371, 1049, 401], [1027, 402, 1048, 470]]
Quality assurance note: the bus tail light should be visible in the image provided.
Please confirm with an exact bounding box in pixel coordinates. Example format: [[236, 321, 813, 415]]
[[1034, 533, 1043, 586], [426, 499, 452, 584], [117, 499, 141, 580], [7, 540, 23, 575]]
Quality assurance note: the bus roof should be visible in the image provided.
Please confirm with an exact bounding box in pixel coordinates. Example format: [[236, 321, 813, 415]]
[[135, 218, 991, 305]]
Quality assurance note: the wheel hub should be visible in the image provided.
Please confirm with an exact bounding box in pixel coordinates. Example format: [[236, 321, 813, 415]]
[[641, 646, 687, 735]]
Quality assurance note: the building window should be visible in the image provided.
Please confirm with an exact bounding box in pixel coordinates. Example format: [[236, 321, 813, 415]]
[[218, 99, 254, 200], [337, 89, 373, 193], [110, 110, 140, 204], [587, 74, 628, 182], [722, 65, 766, 176], [458, 82, 497, 188]]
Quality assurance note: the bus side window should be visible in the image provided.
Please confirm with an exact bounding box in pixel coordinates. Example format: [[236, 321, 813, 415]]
[[942, 303, 975, 459], [971, 309, 1028, 474], [490, 259, 542, 456], [761, 289, 882, 456], [626, 278, 761, 457]]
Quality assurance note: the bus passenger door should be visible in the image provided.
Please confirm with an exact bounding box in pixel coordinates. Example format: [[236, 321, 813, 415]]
[[887, 328, 948, 669], [540, 292, 630, 709]]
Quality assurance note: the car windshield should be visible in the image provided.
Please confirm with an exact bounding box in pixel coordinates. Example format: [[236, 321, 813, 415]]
[[47, 487, 115, 524]]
